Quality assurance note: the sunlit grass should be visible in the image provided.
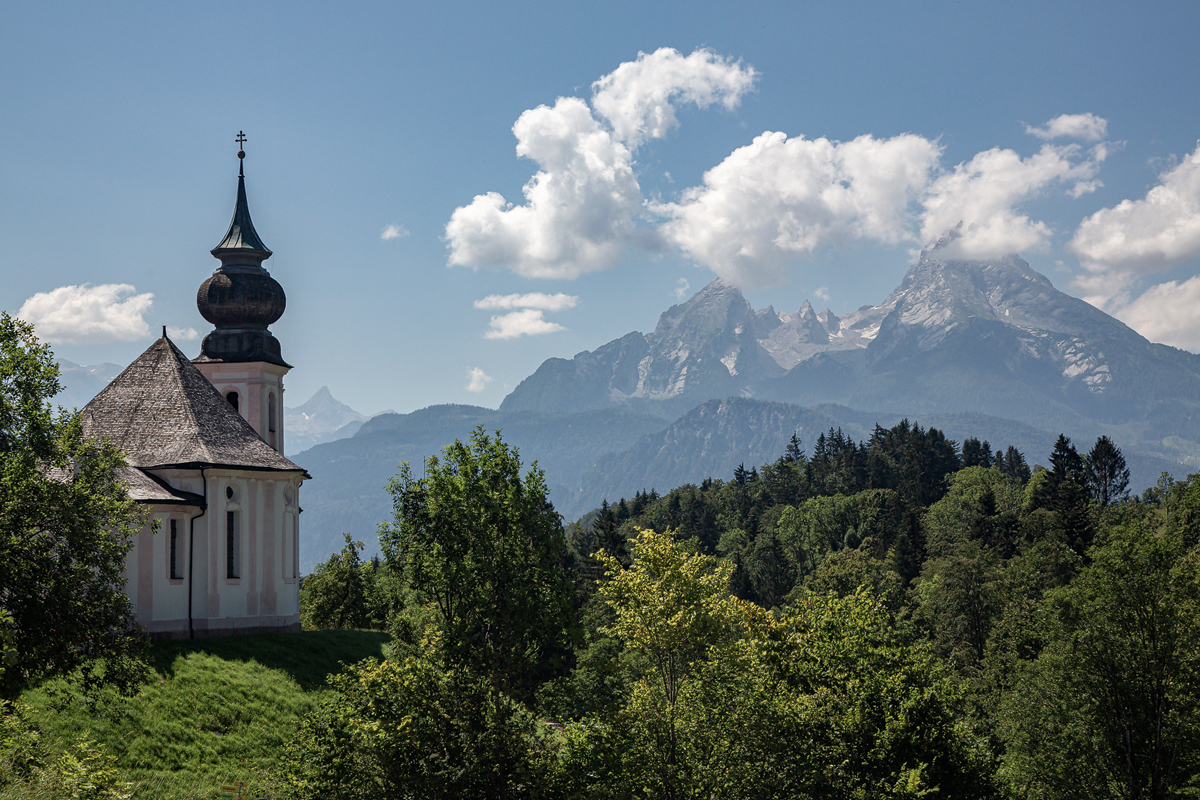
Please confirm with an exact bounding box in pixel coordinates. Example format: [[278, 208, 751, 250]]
[[11, 630, 389, 799]]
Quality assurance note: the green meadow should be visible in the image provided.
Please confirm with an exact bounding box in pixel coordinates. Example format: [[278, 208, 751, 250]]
[[6, 630, 389, 799]]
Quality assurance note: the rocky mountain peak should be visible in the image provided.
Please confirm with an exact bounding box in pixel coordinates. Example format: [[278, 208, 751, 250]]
[[887, 250, 1138, 343], [285, 386, 369, 454], [652, 277, 756, 342]]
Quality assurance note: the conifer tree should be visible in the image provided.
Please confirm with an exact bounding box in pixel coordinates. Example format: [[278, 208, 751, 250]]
[[1084, 435, 1130, 506]]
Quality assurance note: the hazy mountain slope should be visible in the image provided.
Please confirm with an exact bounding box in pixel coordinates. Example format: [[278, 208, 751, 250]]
[[54, 359, 122, 410], [570, 398, 1179, 518], [500, 245, 1200, 477], [501, 278, 786, 418], [295, 405, 667, 570], [285, 386, 370, 454]]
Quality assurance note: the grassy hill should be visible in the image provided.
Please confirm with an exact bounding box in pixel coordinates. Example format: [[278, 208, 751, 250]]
[[8, 630, 389, 799]]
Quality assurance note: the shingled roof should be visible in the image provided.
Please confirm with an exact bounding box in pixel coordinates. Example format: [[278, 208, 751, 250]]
[[116, 467, 207, 505], [80, 336, 306, 474]]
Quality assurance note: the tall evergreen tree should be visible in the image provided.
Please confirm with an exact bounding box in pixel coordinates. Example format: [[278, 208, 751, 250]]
[[1049, 434, 1085, 487], [1085, 435, 1130, 506]]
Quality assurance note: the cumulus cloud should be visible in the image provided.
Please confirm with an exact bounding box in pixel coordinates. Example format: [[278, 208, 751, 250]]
[[920, 142, 1108, 260], [449, 49, 1113, 288], [167, 326, 199, 341], [445, 97, 644, 279], [466, 367, 493, 392], [381, 223, 409, 240], [1025, 113, 1109, 142], [484, 309, 566, 339], [591, 47, 756, 149], [18, 284, 155, 344], [1114, 275, 1200, 350], [446, 48, 755, 280], [474, 292, 579, 311], [1070, 143, 1200, 304], [674, 278, 691, 300], [652, 132, 941, 286], [813, 287, 831, 303]]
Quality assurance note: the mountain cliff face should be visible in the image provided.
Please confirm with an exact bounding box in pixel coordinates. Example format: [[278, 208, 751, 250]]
[[501, 279, 788, 417], [500, 246, 1200, 462]]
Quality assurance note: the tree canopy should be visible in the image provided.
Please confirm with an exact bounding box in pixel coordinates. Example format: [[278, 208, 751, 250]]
[[0, 313, 146, 698], [379, 427, 575, 700]]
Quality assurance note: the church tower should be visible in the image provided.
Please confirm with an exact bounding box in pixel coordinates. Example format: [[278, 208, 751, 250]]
[[194, 137, 289, 452]]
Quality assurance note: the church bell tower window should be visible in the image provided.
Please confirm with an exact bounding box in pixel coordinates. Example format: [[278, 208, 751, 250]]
[[226, 391, 239, 412], [268, 392, 277, 449]]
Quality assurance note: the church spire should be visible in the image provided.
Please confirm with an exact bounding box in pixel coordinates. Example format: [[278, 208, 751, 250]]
[[195, 134, 289, 368], [211, 132, 272, 261]]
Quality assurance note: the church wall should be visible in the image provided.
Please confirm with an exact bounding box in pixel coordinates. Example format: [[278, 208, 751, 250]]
[[192, 468, 302, 637], [125, 468, 303, 639], [122, 504, 202, 637]]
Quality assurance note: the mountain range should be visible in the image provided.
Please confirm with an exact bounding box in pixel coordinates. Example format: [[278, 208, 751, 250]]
[[292, 243, 1200, 569], [284, 385, 378, 455]]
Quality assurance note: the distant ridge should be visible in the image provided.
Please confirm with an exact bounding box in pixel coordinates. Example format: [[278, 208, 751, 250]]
[[500, 249, 1200, 471], [296, 249, 1200, 568]]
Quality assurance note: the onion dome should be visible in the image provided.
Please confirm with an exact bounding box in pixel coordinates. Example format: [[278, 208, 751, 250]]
[[195, 141, 290, 367]]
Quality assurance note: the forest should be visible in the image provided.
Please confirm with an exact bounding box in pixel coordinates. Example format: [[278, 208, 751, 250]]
[[291, 421, 1200, 800]]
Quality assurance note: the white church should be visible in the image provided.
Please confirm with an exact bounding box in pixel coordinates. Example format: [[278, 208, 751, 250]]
[[80, 144, 308, 639]]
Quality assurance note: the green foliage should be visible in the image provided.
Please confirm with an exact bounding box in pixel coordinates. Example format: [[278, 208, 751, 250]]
[[566, 528, 994, 798], [923, 466, 1023, 556], [13, 630, 388, 798], [0, 313, 147, 699], [802, 543, 905, 611], [283, 655, 550, 800], [0, 700, 42, 789], [1084, 435, 1131, 507], [380, 427, 575, 700], [783, 488, 906, 571], [998, 516, 1200, 798], [300, 534, 387, 630]]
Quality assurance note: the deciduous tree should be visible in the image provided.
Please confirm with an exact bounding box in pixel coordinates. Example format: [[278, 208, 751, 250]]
[[379, 427, 574, 700], [0, 313, 146, 698]]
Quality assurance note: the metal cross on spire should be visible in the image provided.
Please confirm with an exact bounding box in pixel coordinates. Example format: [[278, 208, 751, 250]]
[[236, 131, 247, 176]]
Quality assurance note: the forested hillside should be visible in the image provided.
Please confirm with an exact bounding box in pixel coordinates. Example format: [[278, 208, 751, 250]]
[[283, 422, 1200, 799]]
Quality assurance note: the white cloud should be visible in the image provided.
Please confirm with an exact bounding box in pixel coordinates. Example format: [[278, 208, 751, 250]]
[[652, 132, 941, 286], [18, 284, 154, 344], [674, 278, 691, 300], [466, 367, 493, 392], [1025, 113, 1109, 142], [591, 47, 757, 149], [473, 292, 579, 311], [1114, 275, 1200, 350], [167, 326, 199, 341], [813, 286, 831, 303], [381, 223, 409, 240], [1070, 143, 1200, 304], [483, 309, 566, 339], [445, 47, 754, 280], [920, 143, 1108, 260], [445, 97, 645, 279]]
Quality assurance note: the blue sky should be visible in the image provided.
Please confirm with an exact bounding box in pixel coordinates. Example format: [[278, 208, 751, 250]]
[[3, 1, 1200, 415]]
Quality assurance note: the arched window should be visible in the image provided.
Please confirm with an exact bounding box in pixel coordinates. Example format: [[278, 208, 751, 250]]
[[268, 392, 277, 449], [225, 391, 239, 412]]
